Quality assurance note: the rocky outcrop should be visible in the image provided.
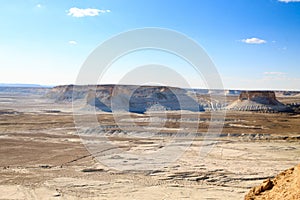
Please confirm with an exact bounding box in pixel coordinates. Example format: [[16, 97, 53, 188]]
[[245, 163, 300, 200], [239, 91, 279, 105], [47, 85, 204, 113], [226, 91, 291, 112]]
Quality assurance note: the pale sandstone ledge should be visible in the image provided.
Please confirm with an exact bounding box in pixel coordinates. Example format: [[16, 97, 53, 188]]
[[245, 163, 300, 200]]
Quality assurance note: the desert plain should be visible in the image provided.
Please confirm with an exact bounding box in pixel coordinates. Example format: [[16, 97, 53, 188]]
[[0, 87, 300, 200]]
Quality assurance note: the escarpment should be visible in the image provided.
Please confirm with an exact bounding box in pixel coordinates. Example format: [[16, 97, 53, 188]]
[[47, 85, 204, 113]]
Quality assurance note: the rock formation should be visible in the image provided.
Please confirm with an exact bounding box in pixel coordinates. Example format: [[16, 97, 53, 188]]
[[245, 163, 300, 200], [47, 85, 204, 113], [226, 91, 291, 112], [46, 87, 298, 113]]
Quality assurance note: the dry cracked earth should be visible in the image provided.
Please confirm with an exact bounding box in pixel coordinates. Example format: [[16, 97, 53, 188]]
[[0, 93, 300, 199]]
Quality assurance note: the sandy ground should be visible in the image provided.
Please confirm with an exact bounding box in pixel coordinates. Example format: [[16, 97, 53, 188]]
[[0, 93, 300, 199]]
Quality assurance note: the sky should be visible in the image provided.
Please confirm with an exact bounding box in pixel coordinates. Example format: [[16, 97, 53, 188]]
[[0, 0, 300, 90]]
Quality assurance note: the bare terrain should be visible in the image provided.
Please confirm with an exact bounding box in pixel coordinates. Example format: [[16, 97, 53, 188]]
[[0, 88, 300, 199]]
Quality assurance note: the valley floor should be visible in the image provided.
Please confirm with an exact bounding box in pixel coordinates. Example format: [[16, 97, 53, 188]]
[[0, 93, 299, 200]]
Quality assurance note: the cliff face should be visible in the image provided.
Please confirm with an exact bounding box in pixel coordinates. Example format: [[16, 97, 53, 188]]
[[226, 91, 290, 112], [47, 85, 204, 113]]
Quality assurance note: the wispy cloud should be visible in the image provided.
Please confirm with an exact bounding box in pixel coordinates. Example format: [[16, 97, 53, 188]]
[[68, 40, 77, 45], [263, 72, 288, 81], [36, 4, 42, 8], [67, 7, 111, 17], [264, 72, 287, 75], [241, 37, 267, 44], [262, 72, 291, 81], [278, 0, 300, 3]]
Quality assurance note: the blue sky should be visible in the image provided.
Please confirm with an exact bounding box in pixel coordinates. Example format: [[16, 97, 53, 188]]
[[0, 0, 300, 90]]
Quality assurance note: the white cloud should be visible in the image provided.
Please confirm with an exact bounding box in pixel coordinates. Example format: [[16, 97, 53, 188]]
[[36, 4, 42, 8], [278, 0, 300, 3], [67, 7, 111, 17], [68, 40, 77, 45], [241, 37, 267, 44]]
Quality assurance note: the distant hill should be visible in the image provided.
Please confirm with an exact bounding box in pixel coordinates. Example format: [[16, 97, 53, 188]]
[[0, 83, 52, 88], [0, 84, 52, 95], [46, 84, 300, 113]]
